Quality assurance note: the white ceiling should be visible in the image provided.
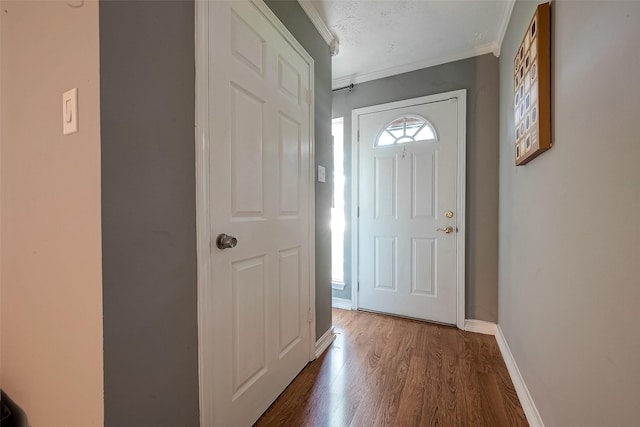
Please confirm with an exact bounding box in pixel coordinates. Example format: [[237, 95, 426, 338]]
[[305, 0, 514, 88]]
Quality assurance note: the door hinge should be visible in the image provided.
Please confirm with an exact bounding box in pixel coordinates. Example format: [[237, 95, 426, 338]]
[[306, 90, 312, 105], [357, 130, 360, 142], [308, 308, 313, 323], [357, 281, 360, 292], [357, 206, 360, 217]]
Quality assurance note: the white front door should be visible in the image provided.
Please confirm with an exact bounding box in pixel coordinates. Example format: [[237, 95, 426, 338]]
[[204, 1, 313, 425], [356, 92, 465, 325]]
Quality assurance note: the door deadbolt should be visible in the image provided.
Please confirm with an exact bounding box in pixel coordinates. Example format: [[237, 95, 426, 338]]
[[216, 233, 238, 250], [445, 210, 454, 218]]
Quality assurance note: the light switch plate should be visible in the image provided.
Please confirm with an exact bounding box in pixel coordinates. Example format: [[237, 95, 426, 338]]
[[63, 88, 78, 135], [317, 165, 326, 183]]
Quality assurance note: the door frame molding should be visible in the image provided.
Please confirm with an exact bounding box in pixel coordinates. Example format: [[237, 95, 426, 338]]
[[195, 1, 316, 425], [350, 90, 466, 329]]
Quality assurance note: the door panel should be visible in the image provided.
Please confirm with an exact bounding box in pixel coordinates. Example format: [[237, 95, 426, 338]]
[[232, 256, 267, 396], [207, 1, 312, 425], [411, 151, 436, 219], [277, 57, 300, 102], [230, 10, 265, 75], [358, 97, 459, 324], [278, 247, 301, 357], [278, 113, 301, 216], [230, 84, 265, 217], [411, 238, 436, 296], [374, 155, 397, 219], [374, 236, 397, 290]]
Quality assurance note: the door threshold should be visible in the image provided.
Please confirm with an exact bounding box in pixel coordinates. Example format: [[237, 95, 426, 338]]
[[355, 308, 458, 329]]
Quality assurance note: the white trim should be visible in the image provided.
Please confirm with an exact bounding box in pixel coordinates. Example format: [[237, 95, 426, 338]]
[[350, 109, 360, 311], [455, 91, 467, 330], [350, 90, 467, 330], [495, 326, 545, 427], [195, 0, 212, 423], [332, 297, 352, 310], [195, 2, 316, 426], [332, 43, 495, 89], [494, 0, 516, 57], [314, 327, 336, 358], [297, 0, 339, 56], [464, 319, 497, 335], [331, 281, 346, 291]]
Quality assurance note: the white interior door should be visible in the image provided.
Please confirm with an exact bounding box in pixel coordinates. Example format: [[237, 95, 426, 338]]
[[205, 1, 313, 425], [356, 93, 464, 325]]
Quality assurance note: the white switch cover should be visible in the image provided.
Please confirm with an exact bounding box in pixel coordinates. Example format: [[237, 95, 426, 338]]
[[63, 88, 78, 135], [317, 165, 326, 183]]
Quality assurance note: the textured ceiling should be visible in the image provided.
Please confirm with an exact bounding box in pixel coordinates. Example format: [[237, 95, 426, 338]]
[[308, 0, 514, 88]]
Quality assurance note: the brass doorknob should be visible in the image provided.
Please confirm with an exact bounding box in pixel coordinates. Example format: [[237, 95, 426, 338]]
[[437, 226, 455, 234]]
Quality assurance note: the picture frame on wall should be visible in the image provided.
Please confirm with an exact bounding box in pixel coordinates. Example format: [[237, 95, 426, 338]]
[[514, 2, 551, 166]]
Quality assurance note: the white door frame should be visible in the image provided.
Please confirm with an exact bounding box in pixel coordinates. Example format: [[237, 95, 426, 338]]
[[351, 90, 466, 329], [194, 1, 316, 426]]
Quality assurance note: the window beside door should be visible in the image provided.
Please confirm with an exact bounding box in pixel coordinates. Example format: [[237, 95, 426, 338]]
[[331, 117, 345, 289]]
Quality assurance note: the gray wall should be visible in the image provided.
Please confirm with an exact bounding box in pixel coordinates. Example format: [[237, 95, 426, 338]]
[[100, 2, 332, 425], [498, 1, 640, 425], [266, 0, 333, 339], [333, 54, 500, 321], [100, 1, 200, 426]]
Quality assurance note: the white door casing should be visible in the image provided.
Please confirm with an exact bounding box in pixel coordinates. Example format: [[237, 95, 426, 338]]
[[352, 91, 466, 327], [195, 1, 316, 426]]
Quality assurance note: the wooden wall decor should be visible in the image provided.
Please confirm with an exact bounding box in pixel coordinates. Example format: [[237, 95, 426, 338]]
[[514, 3, 551, 166]]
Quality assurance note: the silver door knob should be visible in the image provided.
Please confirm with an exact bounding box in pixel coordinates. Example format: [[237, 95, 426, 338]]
[[216, 233, 238, 249], [436, 226, 455, 234]]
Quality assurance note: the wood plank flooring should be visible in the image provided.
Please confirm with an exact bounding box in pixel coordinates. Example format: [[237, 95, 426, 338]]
[[256, 309, 528, 427]]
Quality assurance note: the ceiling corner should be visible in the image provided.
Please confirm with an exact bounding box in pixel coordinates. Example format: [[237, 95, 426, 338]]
[[297, 0, 339, 56], [492, 43, 501, 57], [495, 0, 516, 57]]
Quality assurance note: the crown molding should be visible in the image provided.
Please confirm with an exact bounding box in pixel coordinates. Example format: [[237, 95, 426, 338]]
[[297, 0, 339, 56], [332, 42, 496, 89], [494, 0, 516, 57]]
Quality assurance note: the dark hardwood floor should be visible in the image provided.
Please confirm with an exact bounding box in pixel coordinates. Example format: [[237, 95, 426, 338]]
[[256, 308, 528, 427]]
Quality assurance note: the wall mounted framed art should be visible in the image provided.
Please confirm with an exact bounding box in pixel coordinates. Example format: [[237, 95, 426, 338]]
[[514, 2, 551, 166]]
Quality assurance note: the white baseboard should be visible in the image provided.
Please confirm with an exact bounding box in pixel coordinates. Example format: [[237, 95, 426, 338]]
[[463, 320, 543, 426], [495, 326, 545, 427], [314, 326, 336, 359], [332, 297, 352, 310], [331, 281, 346, 291], [464, 319, 498, 335]]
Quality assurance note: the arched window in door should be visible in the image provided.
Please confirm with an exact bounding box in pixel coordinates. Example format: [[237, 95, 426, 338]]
[[375, 115, 438, 147]]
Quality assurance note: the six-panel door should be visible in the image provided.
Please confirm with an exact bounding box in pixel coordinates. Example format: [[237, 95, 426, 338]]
[[358, 98, 459, 325], [207, 2, 312, 425]]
